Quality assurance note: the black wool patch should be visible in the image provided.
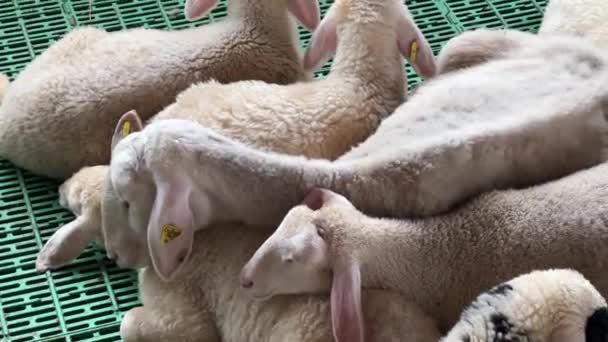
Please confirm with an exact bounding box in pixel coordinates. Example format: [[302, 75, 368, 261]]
[[586, 307, 608, 342], [487, 283, 514, 297], [490, 313, 525, 342]]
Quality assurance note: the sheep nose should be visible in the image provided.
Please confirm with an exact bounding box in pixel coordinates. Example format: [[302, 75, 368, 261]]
[[240, 274, 254, 289]]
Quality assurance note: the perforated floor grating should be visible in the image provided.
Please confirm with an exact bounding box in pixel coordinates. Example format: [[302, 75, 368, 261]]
[[0, 0, 548, 340]]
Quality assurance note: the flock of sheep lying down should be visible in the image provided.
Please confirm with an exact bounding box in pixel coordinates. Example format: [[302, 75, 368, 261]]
[[1, 0, 608, 340]]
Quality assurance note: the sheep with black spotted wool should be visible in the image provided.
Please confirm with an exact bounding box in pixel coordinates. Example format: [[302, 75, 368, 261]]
[[442, 269, 608, 342], [0, 0, 321, 180]]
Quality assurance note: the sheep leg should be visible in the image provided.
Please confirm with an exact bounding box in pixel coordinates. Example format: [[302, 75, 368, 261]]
[[120, 306, 220, 342]]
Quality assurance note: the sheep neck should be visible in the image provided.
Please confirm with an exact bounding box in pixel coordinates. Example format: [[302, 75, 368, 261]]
[[228, 0, 291, 20], [329, 24, 405, 88], [345, 216, 457, 327]]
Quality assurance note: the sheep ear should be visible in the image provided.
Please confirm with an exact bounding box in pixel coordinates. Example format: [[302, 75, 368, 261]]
[[147, 173, 195, 282], [112, 110, 143, 151], [184, 0, 219, 21], [303, 188, 352, 210], [287, 0, 320, 31], [36, 214, 100, 272], [331, 256, 365, 342], [396, 9, 437, 79], [303, 8, 337, 71]]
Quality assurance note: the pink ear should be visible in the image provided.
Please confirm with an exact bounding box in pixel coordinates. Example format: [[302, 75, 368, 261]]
[[303, 188, 326, 210], [396, 10, 437, 79], [331, 256, 365, 342], [184, 0, 219, 21], [112, 110, 143, 151], [303, 188, 353, 210], [287, 0, 320, 31], [303, 187, 339, 210], [303, 8, 338, 71], [147, 173, 195, 282]]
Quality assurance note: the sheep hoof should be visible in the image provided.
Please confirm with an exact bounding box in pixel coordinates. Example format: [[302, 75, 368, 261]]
[[120, 307, 146, 342]]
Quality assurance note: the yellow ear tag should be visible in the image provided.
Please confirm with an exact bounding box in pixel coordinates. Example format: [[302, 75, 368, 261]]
[[410, 41, 418, 63], [122, 121, 131, 138], [160, 224, 182, 245]]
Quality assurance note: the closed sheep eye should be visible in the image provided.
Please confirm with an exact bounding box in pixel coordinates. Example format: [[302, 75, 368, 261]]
[[316, 226, 326, 239]]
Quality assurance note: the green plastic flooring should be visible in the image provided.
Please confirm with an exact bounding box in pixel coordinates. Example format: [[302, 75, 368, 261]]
[[0, 0, 547, 340]]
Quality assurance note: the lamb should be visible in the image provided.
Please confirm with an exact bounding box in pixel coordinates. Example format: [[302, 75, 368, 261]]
[[37, 1, 445, 338], [0, 73, 8, 104], [539, 0, 608, 50], [36, 165, 108, 271], [149, 0, 435, 160], [239, 161, 608, 338], [437, 0, 608, 76], [121, 223, 443, 342], [103, 33, 608, 281], [0, 0, 320, 180], [35, 0, 436, 272], [44, 153, 442, 340], [441, 269, 608, 342], [435, 29, 535, 75]]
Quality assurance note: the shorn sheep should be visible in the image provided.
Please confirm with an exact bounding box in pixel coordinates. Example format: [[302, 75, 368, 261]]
[[240, 161, 608, 338], [0, 0, 320, 179], [442, 269, 608, 342], [36, 0, 436, 272], [102, 32, 608, 281]]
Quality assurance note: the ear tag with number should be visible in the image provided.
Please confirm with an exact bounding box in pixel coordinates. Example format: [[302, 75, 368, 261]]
[[160, 224, 182, 245], [410, 41, 418, 63], [122, 121, 131, 138]]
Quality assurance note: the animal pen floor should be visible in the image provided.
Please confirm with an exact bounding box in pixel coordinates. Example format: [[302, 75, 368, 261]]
[[0, 0, 547, 341]]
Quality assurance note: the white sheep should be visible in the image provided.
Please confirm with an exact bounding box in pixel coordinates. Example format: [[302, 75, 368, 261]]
[[0, 73, 8, 104], [442, 269, 608, 342], [147, 0, 435, 160], [121, 223, 443, 342], [44, 119, 445, 341], [437, 0, 608, 76], [37, 1, 444, 339], [35, 165, 108, 271], [0, 0, 320, 180], [435, 29, 535, 75], [103, 33, 608, 281], [539, 0, 608, 50], [35, 0, 436, 272], [239, 161, 608, 339]]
